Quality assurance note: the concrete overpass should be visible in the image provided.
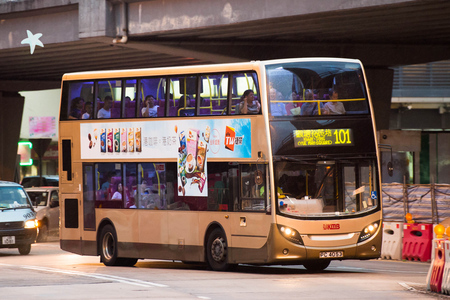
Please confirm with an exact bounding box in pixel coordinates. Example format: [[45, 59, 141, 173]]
[[1, 0, 450, 180]]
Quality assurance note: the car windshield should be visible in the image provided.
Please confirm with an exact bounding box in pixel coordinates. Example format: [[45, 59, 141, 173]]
[[275, 158, 379, 218], [26, 191, 48, 207], [0, 187, 32, 209]]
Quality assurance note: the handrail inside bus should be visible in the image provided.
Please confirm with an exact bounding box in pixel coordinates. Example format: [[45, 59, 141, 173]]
[[153, 163, 161, 197]]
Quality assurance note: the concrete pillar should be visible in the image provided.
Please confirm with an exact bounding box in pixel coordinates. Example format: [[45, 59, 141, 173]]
[[365, 68, 394, 131], [0, 92, 24, 182]]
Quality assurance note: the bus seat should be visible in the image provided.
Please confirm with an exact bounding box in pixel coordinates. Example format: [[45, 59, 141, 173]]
[[125, 102, 136, 118], [169, 106, 178, 116], [111, 107, 120, 118], [157, 106, 165, 117], [199, 108, 211, 115]]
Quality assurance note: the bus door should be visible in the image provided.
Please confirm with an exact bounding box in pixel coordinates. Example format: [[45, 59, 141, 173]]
[[60, 193, 83, 255], [229, 164, 271, 262]]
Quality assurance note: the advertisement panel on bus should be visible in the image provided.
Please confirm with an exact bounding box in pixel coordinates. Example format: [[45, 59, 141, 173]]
[[80, 118, 252, 197]]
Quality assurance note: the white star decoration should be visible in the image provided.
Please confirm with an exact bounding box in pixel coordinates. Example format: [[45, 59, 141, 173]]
[[21, 30, 44, 54]]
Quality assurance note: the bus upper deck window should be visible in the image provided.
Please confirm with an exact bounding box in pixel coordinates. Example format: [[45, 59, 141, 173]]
[[61, 81, 94, 120]]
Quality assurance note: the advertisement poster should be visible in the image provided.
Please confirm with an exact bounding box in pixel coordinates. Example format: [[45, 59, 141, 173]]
[[29, 116, 57, 138], [177, 127, 209, 197], [80, 119, 251, 197]]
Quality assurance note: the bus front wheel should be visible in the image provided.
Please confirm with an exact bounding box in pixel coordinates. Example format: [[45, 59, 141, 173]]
[[206, 228, 234, 271], [302, 259, 330, 272]]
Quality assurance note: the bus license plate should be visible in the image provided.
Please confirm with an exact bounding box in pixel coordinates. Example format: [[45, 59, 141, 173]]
[[2, 236, 15, 245], [319, 251, 343, 258]]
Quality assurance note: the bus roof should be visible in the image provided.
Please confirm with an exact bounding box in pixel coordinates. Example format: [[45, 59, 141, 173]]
[[61, 57, 362, 81]]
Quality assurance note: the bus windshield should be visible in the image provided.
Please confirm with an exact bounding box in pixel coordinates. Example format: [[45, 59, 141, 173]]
[[275, 158, 379, 218], [266, 61, 368, 116]]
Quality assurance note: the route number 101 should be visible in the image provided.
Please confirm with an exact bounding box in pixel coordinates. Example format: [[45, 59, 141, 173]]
[[333, 129, 352, 144]]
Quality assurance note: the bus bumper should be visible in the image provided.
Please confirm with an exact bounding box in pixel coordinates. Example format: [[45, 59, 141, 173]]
[[266, 222, 382, 264]]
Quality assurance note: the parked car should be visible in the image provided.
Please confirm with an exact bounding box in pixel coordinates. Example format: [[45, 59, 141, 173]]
[[21, 175, 59, 188], [0, 181, 38, 255], [25, 187, 59, 242]]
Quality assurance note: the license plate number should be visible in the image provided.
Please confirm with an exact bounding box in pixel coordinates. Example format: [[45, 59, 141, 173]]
[[2, 236, 15, 245], [319, 251, 343, 258]]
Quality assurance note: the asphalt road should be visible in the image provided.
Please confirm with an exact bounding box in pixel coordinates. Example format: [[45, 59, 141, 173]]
[[0, 239, 447, 300]]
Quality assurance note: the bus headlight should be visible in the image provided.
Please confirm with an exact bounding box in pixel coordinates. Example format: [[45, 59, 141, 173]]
[[24, 219, 38, 229], [358, 221, 380, 242], [277, 224, 303, 245]]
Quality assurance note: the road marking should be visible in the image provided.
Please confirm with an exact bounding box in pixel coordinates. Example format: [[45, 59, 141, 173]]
[[332, 266, 428, 274], [0, 264, 167, 288], [398, 282, 417, 291], [398, 281, 432, 296]]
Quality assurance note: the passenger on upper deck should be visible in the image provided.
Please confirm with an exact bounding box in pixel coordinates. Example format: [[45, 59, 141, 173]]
[[286, 92, 302, 115], [269, 88, 286, 116], [82, 101, 92, 119], [300, 89, 322, 115], [323, 88, 346, 115], [69, 97, 84, 119], [142, 95, 159, 117], [237, 89, 260, 114], [178, 95, 194, 116], [97, 95, 113, 119]]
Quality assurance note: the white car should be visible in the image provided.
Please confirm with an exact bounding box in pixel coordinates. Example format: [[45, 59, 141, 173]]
[[25, 187, 59, 242], [0, 181, 38, 255]]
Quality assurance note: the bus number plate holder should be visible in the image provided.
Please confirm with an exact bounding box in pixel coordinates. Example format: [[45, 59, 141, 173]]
[[319, 251, 343, 258]]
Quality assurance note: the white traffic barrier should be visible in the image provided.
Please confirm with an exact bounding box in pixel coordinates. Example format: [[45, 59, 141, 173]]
[[441, 240, 450, 294], [381, 222, 403, 260]]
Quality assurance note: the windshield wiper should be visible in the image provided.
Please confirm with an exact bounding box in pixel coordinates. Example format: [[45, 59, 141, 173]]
[[276, 156, 316, 163], [0, 205, 29, 211], [277, 156, 303, 162]]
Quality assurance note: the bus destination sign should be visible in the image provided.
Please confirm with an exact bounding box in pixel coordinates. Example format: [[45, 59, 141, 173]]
[[293, 129, 353, 147]]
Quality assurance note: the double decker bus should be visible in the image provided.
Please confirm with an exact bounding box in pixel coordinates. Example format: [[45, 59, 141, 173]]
[[59, 58, 381, 271]]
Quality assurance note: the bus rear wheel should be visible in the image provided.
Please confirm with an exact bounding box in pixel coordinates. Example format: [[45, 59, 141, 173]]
[[100, 224, 119, 266], [100, 224, 138, 267], [206, 228, 234, 271], [302, 260, 330, 272]]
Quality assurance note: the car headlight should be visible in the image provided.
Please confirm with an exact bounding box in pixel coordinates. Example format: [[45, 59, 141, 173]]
[[358, 221, 380, 242], [24, 219, 38, 229], [277, 224, 303, 245]]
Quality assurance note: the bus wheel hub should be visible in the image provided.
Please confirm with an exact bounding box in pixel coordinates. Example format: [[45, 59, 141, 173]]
[[211, 238, 226, 262]]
